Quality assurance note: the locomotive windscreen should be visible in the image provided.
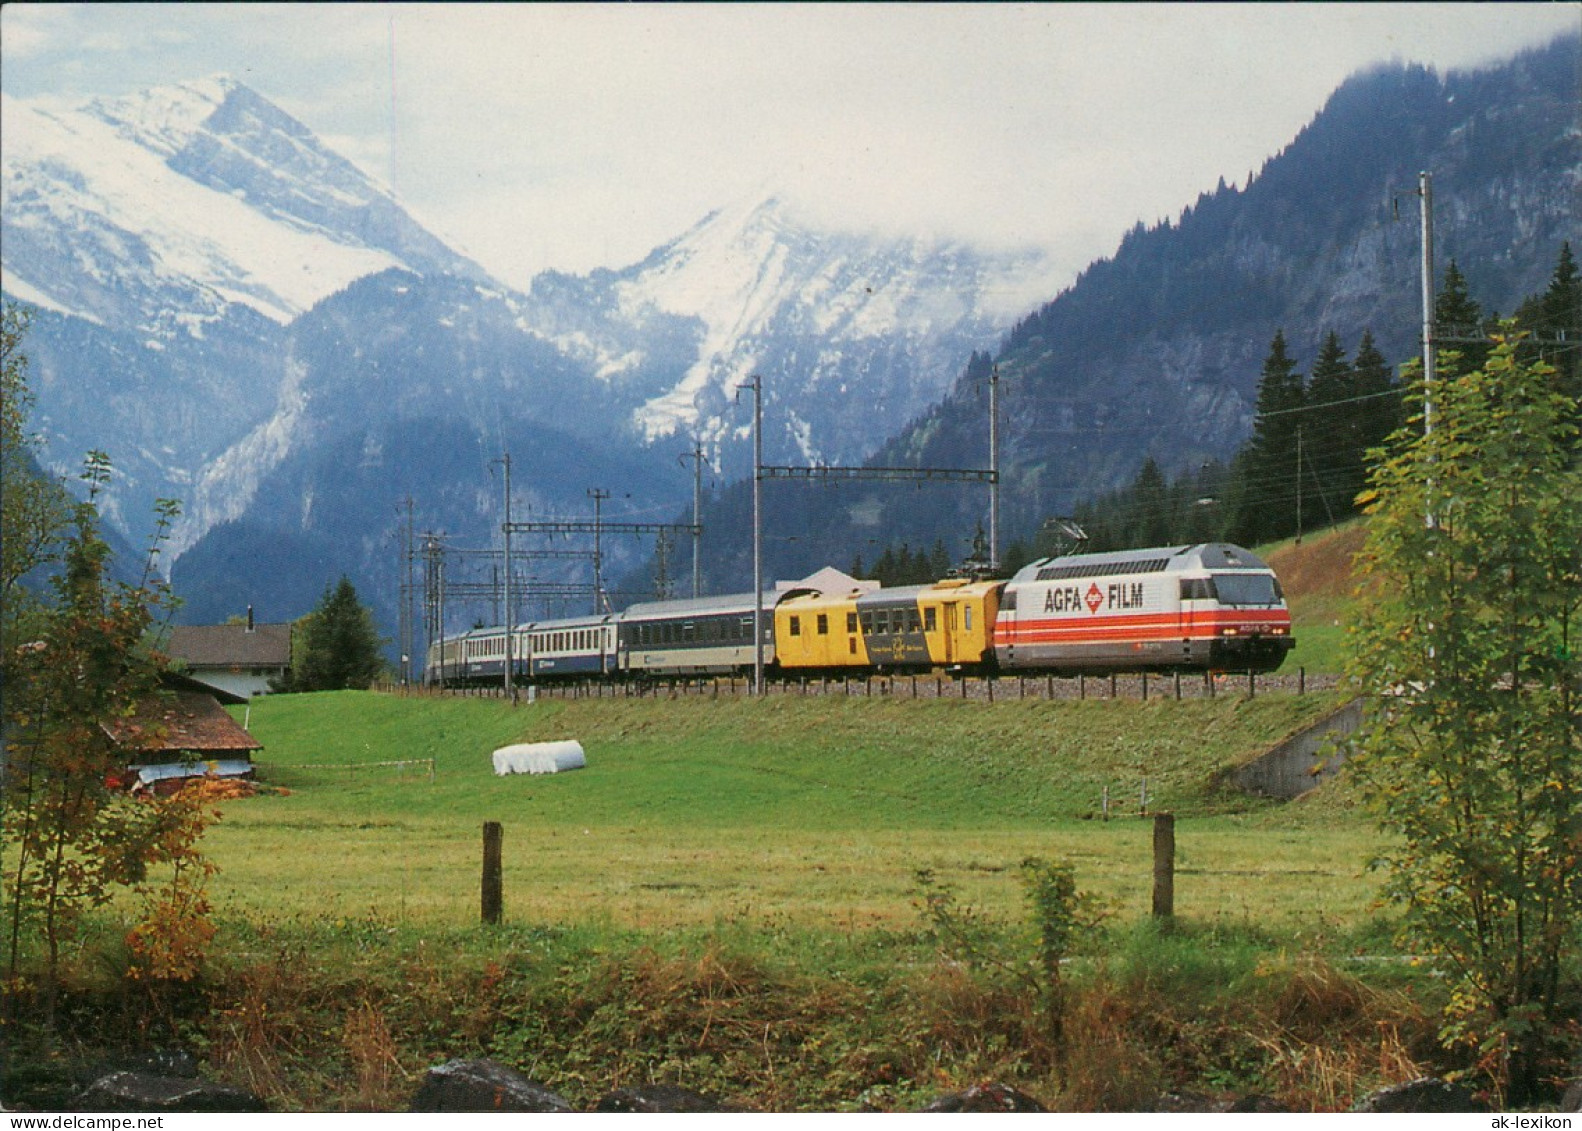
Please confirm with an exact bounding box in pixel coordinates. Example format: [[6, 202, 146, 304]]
[[1210, 573, 1283, 606]]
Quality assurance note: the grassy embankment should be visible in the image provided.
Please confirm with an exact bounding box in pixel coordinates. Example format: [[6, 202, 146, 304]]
[[214, 688, 1370, 931], [1267, 519, 1367, 675]]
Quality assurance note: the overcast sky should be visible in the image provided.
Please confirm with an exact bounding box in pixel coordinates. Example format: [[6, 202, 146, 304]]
[[3, 3, 1577, 289]]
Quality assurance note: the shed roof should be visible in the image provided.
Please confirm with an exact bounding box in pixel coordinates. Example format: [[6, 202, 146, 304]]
[[166, 623, 292, 668], [103, 690, 263, 755]]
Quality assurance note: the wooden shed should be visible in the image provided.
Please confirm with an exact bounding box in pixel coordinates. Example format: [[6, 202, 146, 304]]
[[102, 671, 262, 793]]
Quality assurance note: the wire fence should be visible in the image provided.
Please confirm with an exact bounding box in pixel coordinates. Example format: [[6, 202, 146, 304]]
[[254, 757, 436, 783]]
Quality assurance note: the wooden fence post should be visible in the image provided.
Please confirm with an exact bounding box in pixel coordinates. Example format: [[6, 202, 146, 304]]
[[482, 821, 504, 925], [1152, 812, 1175, 920]]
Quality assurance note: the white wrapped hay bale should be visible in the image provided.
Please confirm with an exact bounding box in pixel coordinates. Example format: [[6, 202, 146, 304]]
[[492, 740, 586, 776]]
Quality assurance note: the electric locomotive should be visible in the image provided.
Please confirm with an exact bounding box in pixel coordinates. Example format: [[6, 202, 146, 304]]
[[992, 542, 1293, 674]]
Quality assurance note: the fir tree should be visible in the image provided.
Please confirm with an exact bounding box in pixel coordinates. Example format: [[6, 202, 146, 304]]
[[1342, 330, 1403, 508], [1516, 242, 1581, 402], [1301, 331, 1349, 528], [928, 540, 951, 580], [1232, 330, 1305, 544], [1434, 259, 1489, 374], [276, 577, 385, 692], [1537, 241, 1579, 332], [1125, 457, 1172, 547]]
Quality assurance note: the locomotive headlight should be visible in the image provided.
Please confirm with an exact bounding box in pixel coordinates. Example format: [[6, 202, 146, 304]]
[[1220, 627, 1240, 636]]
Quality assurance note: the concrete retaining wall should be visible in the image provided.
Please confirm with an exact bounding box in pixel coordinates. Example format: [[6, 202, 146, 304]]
[[1231, 698, 1364, 799]]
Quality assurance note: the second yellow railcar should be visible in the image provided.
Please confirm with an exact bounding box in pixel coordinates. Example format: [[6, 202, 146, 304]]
[[775, 578, 1002, 674]]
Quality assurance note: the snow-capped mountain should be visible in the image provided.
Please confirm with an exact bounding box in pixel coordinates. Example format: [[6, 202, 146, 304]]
[[525, 195, 1062, 467], [4, 76, 1055, 634], [1, 76, 500, 547], [2, 76, 485, 329]]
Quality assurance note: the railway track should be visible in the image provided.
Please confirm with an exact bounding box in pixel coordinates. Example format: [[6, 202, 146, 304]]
[[402, 667, 1341, 704]]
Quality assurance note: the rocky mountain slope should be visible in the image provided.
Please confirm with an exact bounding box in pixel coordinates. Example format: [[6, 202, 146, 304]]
[[4, 77, 1055, 633], [675, 37, 1581, 591]]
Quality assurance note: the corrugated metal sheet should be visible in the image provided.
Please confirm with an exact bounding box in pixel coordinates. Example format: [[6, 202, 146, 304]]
[[135, 760, 255, 785]]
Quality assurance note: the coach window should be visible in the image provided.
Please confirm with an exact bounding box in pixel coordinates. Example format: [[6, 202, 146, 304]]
[[924, 606, 937, 633], [817, 613, 828, 635], [789, 615, 801, 637], [964, 607, 973, 632], [847, 612, 858, 634]]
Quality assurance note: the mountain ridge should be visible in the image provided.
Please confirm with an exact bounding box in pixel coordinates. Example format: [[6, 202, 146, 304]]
[[666, 36, 1580, 592], [4, 77, 1043, 618]]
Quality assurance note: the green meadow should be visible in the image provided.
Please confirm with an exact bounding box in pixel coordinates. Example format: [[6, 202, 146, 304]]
[[213, 688, 1378, 933]]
